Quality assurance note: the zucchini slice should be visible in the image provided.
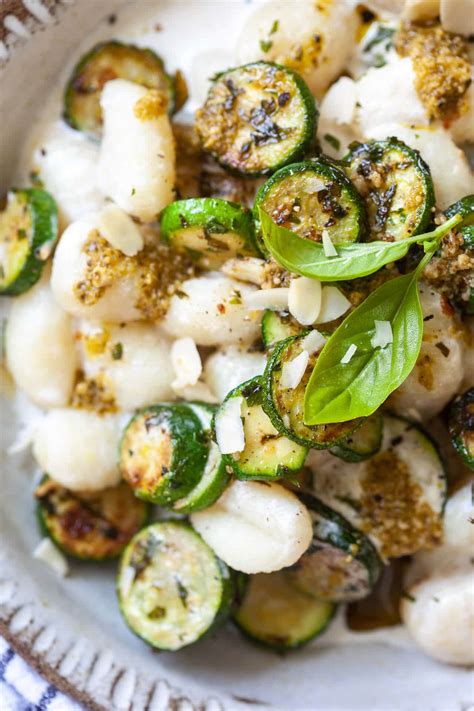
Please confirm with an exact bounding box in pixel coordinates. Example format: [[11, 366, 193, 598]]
[[0, 188, 58, 296], [218, 377, 307, 481], [262, 334, 363, 449], [35, 477, 149, 561], [330, 413, 383, 463], [119, 404, 208, 505], [286, 494, 383, 602], [172, 402, 230, 513], [64, 41, 174, 137], [117, 522, 234, 650], [195, 61, 317, 177], [449, 388, 474, 470], [344, 138, 435, 241], [254, 158, 367, 246], [311, 415, 447, 559], [261, 310, 303, 349], [444, 195, 474, 314], [233, 571, 335, 651], [160, 198, 258, 269]]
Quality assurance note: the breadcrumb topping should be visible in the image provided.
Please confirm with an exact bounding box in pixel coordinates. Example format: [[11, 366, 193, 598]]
[[134, 89, 168, 120], [72, 372, 117, 414], [74, 231, 195, 320], [360, 451, 442, 558], [395, 22, 471, 123]]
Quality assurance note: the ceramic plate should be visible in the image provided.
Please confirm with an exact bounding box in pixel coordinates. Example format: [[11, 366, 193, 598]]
[[0, 1, 472, 709]]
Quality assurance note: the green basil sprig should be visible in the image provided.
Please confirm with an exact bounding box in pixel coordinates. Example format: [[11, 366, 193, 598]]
[[303, 223, 460, 425], [259, 209, 461, 281]]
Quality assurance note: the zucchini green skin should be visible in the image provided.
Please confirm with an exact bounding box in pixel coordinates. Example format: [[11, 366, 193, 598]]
[[119, 404, 208, 505], [64, 41, 175, 137], [254, 157, 368, 250], [261, 310, 303, 349], [330, 413, 383, 463], [262, 334, 363, 449], [444, 195, 474, 314], [172, 402, 230, 513], [0, 188, 58, 296], [117, 522, 235, 650], [195, 61, 318, 177], [449, 388, 474, 470], [217, 377, 308, 481], [287, 494, 383, 602], [344, 137, 435, 242], [160, 198, 260, 268], [312, 414, 447, 559], [233, 570, 335, 651], [35, 476, 149, 561]]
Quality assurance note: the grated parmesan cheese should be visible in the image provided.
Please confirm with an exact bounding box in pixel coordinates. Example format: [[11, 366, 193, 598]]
[[171, 337, 202, 390], [322, 230, 338, 257], [280, 350, 310, 390], [215, 397, 245, 454], [341, 343, 357, 364], [300, 329, 327, 355], [33, 538, 69, 577], [371, 320, 393, 349]]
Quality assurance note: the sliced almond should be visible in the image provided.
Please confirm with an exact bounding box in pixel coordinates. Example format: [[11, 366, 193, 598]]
[[314, 286, 351, 324], [96, 204, 144, 256], [288, 277, 322, 326], [440, 0, 474, 36], [244, 287, 290, 311], [221, 257, 266, 285], [33, 538, 69, 577]]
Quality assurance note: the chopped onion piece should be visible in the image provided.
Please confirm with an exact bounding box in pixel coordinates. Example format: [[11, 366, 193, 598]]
[[315, 286, 351, 324], [303, 176, 326, 194], [300, 329, 327, 355], [371, 320, 393, 349], [215, 397, 245, 454], [322, 229, 338, 257], [244, 287, 289, 311], [171, 337, 202, 389], [341, 343, 357, 364], [288, 277, 322, 326], [221, 257, 266, 285], [96, 204, 144, 256], [280, 350, 310, 389], [33, 538, 69, 577]]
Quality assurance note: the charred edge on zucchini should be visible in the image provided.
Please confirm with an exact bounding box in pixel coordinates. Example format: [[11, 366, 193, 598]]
[[449, 388, 474, 470], [117, 522, 235, 650], [233, 570, 335, 651], [195, 61, 318, 177], [160, 197, 260, 269], [254, 157, 367, 251], [218, 376, 308, 480], [287, 493, 383, 602], [0, 188, 58, 296], [119, 404, 208, 505], [440, 195, 474, 314], [64, 41, 175, 137], [262, 334, 363, 449], [35, 477, 149, 560], [344, 137, 435, 242], [330, 413, 383, 463], [172, 402, 230, 513]]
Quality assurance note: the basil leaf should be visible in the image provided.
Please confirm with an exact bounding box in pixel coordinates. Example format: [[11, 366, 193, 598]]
[[303, 269, 423, 424], [260, 210, 461, 282]]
